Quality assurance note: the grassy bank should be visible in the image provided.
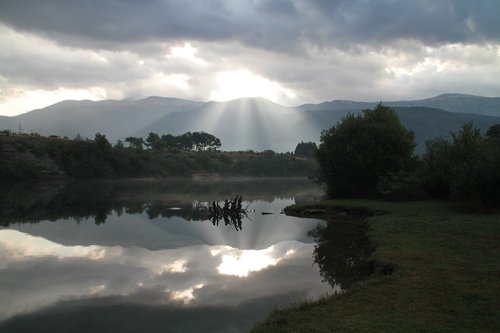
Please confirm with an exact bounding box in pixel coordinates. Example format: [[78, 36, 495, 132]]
[[250, 200, 500, 332]]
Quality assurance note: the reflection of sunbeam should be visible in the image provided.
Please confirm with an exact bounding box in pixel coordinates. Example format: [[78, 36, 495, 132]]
[[0, 228, 329, 323], [218, 248, 278, 277], [250, 199, 310, 249], [213, 242, 300, 278], [0, 230, 107, 260]]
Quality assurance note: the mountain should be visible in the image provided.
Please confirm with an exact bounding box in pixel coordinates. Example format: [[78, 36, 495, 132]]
[[0, 97, 203, 140], [1, 94, 499, 152], [137, 97, 307, 152], [0, 116, 14, 131], [292, 106, 500, 153], [300, 93, 500, 116]]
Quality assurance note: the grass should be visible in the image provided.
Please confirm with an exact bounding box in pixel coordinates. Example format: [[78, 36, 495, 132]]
[[250, 200, 500, 332]]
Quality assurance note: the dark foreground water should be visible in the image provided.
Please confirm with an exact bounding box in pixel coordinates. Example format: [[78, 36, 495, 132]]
[[0, 178, 370, 333]]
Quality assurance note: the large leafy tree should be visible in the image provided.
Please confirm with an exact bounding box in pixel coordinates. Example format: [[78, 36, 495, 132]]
[[316, 103, 415, 197], [125, 136, 145, 150], [294, 141, 317, 157], [421, 122, 500, 206]]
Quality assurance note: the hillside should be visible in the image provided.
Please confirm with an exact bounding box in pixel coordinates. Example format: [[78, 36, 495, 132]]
[[292, 106, 500, 153], [2, 97, 203, 141], [0, 94, 499, 152], [137, 97, 306, 152], [299, 93, 500, 116]]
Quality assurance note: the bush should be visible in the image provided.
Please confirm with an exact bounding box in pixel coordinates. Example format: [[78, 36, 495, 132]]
[[420, 122, 500, 207], [378, 170, 425, 201], [420, 138, 454, 197], [316, 103, 416, 197]]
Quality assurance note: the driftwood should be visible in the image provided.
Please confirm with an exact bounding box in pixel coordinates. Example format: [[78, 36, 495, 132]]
[[208, 195, 248, 231]]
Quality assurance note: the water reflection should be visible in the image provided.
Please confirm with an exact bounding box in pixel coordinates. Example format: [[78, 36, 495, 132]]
[[309, 216, 374, 290], [0, 179, 372, 332], [0, 229, 328, 331], [0, 178, 321, 226], [0, 179, 332, 332]]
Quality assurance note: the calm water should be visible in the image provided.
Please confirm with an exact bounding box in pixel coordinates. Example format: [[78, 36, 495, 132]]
[[0, 178, 370, 333]]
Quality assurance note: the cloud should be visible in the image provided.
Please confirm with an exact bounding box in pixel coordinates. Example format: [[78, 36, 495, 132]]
[[0, 0, 499, 115], [0, 228, 329, 322], [1, 0, 498, 51]]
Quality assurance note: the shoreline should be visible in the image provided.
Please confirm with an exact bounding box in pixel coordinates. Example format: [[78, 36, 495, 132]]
[[250, 199, 500, 332]]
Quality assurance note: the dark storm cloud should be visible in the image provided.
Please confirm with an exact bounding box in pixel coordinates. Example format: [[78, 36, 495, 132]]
[[313, 0, 500, 45], [0, 0, 232, 46], [0, 0, 301, 51], [0, 0, 498, 52]]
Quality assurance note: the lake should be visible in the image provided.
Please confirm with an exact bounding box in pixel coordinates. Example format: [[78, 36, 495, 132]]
[[0, 178, 370, 333]]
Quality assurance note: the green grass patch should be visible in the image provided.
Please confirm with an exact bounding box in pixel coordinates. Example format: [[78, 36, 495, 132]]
[[250, 200, 500, 332]]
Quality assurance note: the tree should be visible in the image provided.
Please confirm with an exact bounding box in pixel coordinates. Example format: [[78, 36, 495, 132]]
[[145, 132, 162, 150], [420, 122, 500, 207], [125, 136, 145, 150], [294, 141, 317, 157], [447, 122, 500, 206], [316, 103, 415, 197], [486, 124, 500, 140], [178, 132, 193, 151], [193, 132, 221, 152], [420, 137, 454, 197], [94, 133, 112, 155], [160, 134, 177, 150]]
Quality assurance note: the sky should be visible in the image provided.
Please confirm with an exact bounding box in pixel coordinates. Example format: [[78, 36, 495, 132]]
[[0, 0, 499, 116]]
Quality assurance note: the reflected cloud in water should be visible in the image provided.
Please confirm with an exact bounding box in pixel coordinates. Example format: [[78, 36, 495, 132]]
[[0, 229, 330, 322], [0, 229, 107, 261], [0, 179, 371, 332], [215, 243, 299, 278]]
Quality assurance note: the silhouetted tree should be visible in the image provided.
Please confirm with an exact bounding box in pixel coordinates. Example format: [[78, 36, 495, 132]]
[[145, 132, 162, 150], [420, 122, 500, 207], [125, 136, 145, 150], [94, 133, 112, 154], [486, 124, 500, 140], [294, 141, 317, 157], [192, 132, 221, 152], [316, 103, 415, 197], [420, 137, 454, 197]]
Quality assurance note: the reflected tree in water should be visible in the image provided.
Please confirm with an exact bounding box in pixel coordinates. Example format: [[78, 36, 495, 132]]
[[208, 195, 247, 231], [309, 217, 373, 290], [0, 178, 313, 227]]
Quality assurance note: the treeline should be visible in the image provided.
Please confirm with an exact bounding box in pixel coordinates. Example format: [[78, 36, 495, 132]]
[[125, 131, 221, 152], [0, 131, 317, 179], [417, 123, 500, 207], [316, 104, 500, 208]]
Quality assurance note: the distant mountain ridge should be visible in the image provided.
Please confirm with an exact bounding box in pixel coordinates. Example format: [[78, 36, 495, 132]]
[[137, 97, 303, 152], [299, 93, 500, 116], [1, 94, 499, 152], [2, 97, 204, 141]]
